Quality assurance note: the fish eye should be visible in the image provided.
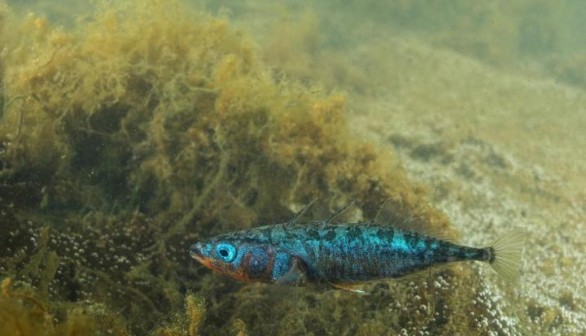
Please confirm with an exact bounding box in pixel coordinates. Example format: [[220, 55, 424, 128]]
[[215, 242, 237, 263]]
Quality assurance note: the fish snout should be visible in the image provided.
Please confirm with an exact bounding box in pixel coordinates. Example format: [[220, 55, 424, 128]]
[[189, 242, 205, 261], [190, 241, 216, 270]]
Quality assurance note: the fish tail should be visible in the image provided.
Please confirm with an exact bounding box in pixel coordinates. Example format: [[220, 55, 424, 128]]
[[487, 230, 525, 281]]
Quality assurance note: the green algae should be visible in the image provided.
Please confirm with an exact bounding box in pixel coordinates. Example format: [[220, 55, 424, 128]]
[[0, 1, 466, 335]]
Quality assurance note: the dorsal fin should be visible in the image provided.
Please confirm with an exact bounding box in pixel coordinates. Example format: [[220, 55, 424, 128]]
[[286, 197, 318, 227], [320, 200, 356, 228], [373, 199, 458, 243]]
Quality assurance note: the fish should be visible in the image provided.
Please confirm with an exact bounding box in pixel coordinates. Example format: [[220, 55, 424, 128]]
[[189, 201, 523, 293]]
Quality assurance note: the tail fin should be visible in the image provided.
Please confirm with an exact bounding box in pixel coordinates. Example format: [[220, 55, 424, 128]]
[[488, 230, 525, 281]]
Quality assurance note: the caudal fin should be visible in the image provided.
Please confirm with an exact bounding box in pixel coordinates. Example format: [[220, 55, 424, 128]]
[[488, 230, 525, 281]]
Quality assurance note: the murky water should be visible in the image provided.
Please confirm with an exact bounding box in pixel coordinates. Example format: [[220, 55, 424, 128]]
[[1, 1, 584, 335]]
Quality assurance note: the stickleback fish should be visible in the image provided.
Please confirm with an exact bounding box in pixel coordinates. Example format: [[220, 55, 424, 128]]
[[189, 202, 523, 293]]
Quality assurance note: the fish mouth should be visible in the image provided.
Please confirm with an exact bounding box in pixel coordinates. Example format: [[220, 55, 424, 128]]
[[191, 253, 205, 264], [189, 243, 212, 268], [189, 244, 203, 261]]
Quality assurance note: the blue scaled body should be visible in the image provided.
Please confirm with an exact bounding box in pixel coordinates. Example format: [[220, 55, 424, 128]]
[[190, 216, 523, 292]]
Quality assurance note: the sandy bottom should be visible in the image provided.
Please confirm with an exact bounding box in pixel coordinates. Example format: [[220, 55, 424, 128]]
[[349, 39, 585, 335]]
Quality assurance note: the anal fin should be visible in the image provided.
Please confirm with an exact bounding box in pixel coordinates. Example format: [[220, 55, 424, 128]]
[[329, 282, 368, 295]]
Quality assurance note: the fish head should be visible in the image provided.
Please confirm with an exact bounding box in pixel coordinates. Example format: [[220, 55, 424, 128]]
[[190, 237, 274, 283]]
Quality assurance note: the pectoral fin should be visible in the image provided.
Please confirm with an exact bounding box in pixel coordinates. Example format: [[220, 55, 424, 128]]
[[275, 256, 308, 286]]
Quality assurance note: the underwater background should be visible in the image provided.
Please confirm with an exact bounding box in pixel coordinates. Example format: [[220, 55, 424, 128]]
[[0, 0, 584, 335]]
